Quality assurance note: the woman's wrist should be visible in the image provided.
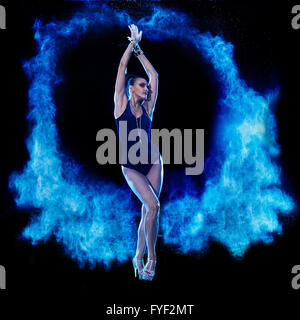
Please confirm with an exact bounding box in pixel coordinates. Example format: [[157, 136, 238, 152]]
[[133, 43, 143, 56], [127, 36, 138, 46], [127, 37, 143, 56]]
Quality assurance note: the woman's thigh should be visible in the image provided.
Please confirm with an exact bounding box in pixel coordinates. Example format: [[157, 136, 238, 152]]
[[146, 156, 163, 198], [122, 166, 159, 210]]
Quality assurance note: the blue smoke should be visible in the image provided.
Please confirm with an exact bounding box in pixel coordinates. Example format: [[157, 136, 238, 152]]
[[8, 3, 295, 269], [9, 5, 137, 269], [144, 9, 295, 256]]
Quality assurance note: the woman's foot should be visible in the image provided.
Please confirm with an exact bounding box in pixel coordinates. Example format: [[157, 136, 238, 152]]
[[132, 256, 144, 280], [142, 258, 156, 281]]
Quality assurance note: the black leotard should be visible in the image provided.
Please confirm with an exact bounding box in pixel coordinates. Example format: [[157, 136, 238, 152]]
[[115, 100, 160, 175]]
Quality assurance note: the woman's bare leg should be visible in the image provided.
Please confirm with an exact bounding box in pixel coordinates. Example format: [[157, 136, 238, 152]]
[[134, 158, 163, 259], [142, 160, 163, 278], [135, 204, 147, 259], [122, 166, 161, 261], [144, 160, 163, 260]]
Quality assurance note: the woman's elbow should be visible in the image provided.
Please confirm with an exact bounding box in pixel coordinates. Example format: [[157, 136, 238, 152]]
[[150, 71, 158, 79]]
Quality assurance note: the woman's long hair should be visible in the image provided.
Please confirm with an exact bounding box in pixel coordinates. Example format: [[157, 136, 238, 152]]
[[125, 73, 152, 102]]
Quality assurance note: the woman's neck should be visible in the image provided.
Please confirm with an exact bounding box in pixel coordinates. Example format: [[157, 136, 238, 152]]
[[130, 98, 142, 110]]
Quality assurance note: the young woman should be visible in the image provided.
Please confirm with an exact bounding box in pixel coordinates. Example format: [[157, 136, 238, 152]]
[[114, 24, 163, 280]]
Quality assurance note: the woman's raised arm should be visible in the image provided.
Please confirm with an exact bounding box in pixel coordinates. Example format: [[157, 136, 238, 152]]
[[114, 25, 139, 118], [136, 50, 158, 119], [129, 26, 158, 118]]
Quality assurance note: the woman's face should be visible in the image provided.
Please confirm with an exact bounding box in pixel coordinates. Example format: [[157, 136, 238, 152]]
[[130, 78, 148, 100]]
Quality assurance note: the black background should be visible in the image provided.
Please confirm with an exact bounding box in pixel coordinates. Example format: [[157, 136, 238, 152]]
[[0, 0, 300, 309]]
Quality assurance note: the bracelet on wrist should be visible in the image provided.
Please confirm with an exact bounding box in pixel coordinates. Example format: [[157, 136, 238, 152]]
[[133, 49, 143, 56], [133, 43, 143, 56], [127, 37, 143, 56]]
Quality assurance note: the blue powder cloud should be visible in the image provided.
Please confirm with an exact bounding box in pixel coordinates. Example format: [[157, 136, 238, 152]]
[[8, 3, 295, 269]]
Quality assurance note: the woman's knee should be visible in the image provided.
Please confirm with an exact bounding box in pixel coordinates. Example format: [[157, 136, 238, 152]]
[[141, 204, 147, 218], [146, 200, 160, 220]]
